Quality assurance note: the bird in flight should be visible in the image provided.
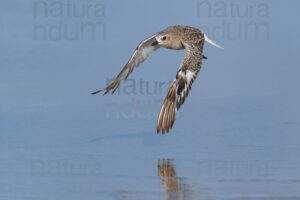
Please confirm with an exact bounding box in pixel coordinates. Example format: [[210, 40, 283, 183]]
[[92, 25, 222, 134]]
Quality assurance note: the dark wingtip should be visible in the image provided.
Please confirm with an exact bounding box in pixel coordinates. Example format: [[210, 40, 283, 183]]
[[157, 127, 162, 134], [91, 89, 103, 95]]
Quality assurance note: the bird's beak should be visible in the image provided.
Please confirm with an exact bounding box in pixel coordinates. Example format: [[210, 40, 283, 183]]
[[204, 34, 224, 49], [151, 39, 158, 46]]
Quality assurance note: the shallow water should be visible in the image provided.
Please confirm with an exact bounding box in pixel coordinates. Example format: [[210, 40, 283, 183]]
[[1, 0, 300, 199], [1, 96, 300, 200]]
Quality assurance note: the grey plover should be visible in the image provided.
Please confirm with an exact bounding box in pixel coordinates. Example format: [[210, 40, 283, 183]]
[[92, 25, 222, 134]]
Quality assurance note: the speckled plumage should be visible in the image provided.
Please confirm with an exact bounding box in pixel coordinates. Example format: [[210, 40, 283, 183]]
[[92, 25, 222, 134]]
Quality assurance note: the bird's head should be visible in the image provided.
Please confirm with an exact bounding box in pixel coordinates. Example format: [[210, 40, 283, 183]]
[[155, 32, 184, 50]]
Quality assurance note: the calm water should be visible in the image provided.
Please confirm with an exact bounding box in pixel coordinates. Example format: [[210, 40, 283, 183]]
[[1, 0, 300, 199], [1, 96, 300, 199]]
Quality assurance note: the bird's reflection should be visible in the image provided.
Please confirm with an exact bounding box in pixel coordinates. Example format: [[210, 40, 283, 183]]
[[158, 159, 193, 200]]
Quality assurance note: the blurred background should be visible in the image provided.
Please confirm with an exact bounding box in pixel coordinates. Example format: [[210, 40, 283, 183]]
[[0, 0, 300, 199]]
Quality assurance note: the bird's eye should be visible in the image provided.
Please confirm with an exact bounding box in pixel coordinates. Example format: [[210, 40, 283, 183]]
[[162, 36, 167, 40]]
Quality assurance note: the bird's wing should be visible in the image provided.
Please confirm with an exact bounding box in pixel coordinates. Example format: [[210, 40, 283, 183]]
[[91, 34, 160, 95], [156, 39, 205, 134]]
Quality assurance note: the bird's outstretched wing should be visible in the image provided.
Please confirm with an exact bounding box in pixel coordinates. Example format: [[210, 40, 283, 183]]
[[156, 69, 200, 134], [156, 40, 205, 134], [91, 34, 160, 95]]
